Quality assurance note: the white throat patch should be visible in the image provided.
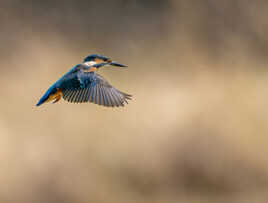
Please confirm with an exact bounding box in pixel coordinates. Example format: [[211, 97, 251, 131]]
[[85, 61, 97, 66]]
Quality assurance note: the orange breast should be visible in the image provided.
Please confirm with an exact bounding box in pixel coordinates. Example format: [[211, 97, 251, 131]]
[[46, 89, 63, 103]]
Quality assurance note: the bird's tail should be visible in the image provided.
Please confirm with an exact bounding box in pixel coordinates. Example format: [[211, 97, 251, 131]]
[[36, 86, 57, 106]]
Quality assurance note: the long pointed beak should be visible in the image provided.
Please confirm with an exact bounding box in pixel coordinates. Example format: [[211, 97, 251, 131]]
[[110, 61, 127, 67]]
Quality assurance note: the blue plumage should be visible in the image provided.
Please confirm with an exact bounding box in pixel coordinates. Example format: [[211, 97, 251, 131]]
[[36, 55, 131, 107], [83, 54, 110, 63], [36, 84, 57, 106]]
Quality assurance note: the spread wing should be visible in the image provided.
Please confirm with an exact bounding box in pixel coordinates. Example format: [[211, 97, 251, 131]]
[[60, 71, 132, 107]]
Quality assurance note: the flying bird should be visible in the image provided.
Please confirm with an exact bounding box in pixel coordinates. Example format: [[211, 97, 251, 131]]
[[36, 54, 132, 107]]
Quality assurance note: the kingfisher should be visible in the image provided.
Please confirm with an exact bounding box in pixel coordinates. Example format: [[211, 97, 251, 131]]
[[36, 54, 132, 107]]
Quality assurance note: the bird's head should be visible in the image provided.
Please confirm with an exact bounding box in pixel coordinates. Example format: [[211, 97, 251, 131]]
[[83, 54, 127, 68]]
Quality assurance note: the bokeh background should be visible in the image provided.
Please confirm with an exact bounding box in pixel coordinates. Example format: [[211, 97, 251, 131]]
[[1, 0, 268, 202]]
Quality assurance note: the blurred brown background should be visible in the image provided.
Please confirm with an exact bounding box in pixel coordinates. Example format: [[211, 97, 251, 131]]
[[1, 0, 268, 202]]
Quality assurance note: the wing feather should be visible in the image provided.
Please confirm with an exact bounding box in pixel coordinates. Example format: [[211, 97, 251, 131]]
[[112, 88, 123, 106], [100, 86, 108, 106], [81, 88, 88, 102], [98, 85, 103, 106], [68, 90, 75, 102], [71, 90, 79, 103], [86, 87, 92, 102], [103, 87, 113, 107], [62, 89, 70, 99], [73, 89, 80, 103], [60, 71, 131, 107], [77, 89, 84, 103], [108, 89, 120, 107], [89, 86, 94, 102], [95, 85, 100, 105], [93, 86, 97, 103]]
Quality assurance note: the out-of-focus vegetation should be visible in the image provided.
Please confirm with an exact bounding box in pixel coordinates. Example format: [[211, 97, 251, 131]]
[[0, 0, 268, 202]]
